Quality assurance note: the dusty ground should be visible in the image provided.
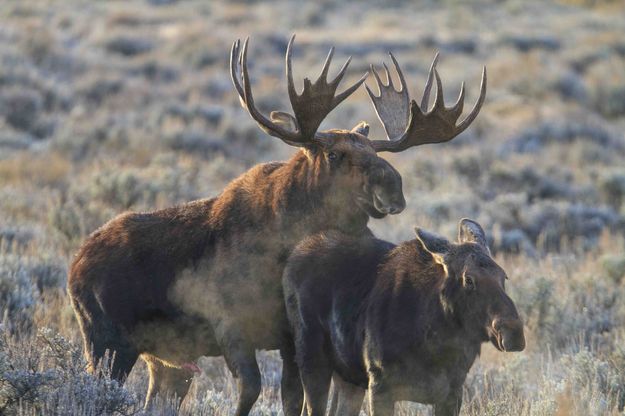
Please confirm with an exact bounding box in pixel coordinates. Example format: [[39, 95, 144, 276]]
[[1, 0, 625, 414]]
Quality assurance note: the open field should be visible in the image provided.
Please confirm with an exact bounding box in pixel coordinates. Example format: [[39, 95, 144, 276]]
[[1, 0, 625, 414]]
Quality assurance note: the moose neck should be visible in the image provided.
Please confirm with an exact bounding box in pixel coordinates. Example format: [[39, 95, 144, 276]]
[[276, 148, 370, 235]]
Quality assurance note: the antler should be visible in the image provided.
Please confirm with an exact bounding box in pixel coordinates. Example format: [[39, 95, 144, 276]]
[[366, 53, 486, 153], [230, 35, 368, 147]]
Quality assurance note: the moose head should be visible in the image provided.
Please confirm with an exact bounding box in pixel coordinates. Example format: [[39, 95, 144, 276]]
[[231, 36, 486, 219], [415, 219, 526, 352]]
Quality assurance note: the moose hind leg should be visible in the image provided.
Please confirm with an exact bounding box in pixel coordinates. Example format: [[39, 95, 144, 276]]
[[298, 333, 332, 416], [330, 375, 365, 416], [280, 340, 304, 416], [71, 293, 138, 381], [144, 355, 194, 409]]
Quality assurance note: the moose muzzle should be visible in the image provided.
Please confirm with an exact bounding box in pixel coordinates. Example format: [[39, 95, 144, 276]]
[[491, 318, 525, 352], [368, 160, 406, 215]]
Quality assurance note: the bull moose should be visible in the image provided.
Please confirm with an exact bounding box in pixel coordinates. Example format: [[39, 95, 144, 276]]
[[283, 219, 525, 416], [67, 35, 486, 415]]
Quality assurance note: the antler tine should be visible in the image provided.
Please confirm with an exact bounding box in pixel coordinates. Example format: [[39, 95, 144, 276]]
[[368, 53, 487, 153], [389, 52, 407, 93], [456, 66, 486, 131], [450, 81, 465, 118], [420, 52, 439, 111], [433, 69, 444, 110], [326, 55, 368, 109], [239, 38, 271, 128], [368, 64, 384, 94], [286, 34, 298, 101], [317, 46, 335, 83], [330, 56, 352, 88], [240, 37, 253, 100], [382, 62, 394, 89], [364, 67, 378, 98], [230, 39, 244, 99], [325, 55, 346, 88], [334, 68, 368, 107]]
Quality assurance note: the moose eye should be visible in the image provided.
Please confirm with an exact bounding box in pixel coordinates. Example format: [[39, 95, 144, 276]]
[[464, 276, 475, 290], [327, 151, 339, 161]]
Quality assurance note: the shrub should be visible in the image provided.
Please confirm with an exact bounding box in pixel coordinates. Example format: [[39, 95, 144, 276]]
[[163, 130, 226, 157], [552, 70, 588, 103], [0, 88, 43, 133], [585, 56, 625, 118], [599, 170, 625, 210], [77, 76, 125, 106], [600, 254, 625, 283], [500, 34, 561, 52], [522, 201, 621, 252], [0, 328, 140, 416], [48, 200, 85, 244], [0, 226, 34, 251], [485, 165, 575, 202], [592, 84, 625, 118], [499, 119, 620, 156], [0, 257, 38, 332], [0, 250, 67, 332], [561, 349, 625, 414], [105, 36, 154, 57]]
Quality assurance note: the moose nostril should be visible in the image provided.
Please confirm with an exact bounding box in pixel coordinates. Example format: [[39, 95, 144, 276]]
[[390, 200, 406, 214]]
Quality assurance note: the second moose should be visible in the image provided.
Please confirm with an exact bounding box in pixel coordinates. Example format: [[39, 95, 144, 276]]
[[284, 219, 525, 416]]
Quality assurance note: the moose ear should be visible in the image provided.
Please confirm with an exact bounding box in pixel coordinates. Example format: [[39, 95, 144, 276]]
[[414, 227, 450, 267], [458, 218, 490, 253], [351, 121, 370, 137], [270, 111, 299, 132]]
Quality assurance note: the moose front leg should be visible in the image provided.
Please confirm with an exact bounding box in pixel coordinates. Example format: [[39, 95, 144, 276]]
[[300, 361, 332, 416], [297, 331, 333, 416], [280, 341, 303, 416], [434, 390, 462, 416], [367, 375, 394, 416], [223, 339, 262, 416]]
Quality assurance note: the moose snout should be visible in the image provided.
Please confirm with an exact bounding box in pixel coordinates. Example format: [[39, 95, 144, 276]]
[[372, 190, 406, 215], [370, 161, 405, 215], [493, 318, 525, 352]]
